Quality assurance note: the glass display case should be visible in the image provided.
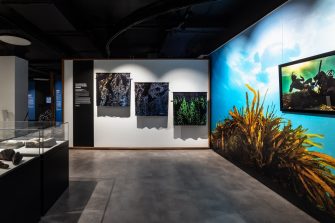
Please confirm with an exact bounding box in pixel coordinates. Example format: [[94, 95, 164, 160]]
[[0, 121, 69, 222], [0, 121, 69, 174]]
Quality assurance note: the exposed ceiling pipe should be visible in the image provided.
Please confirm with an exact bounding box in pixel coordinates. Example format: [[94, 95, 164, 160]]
[[105, 0, 218, 57]]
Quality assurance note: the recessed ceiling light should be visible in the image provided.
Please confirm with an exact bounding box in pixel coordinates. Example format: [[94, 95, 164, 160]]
[[0, 35, 31, 46], [33, 78, 50, 81]]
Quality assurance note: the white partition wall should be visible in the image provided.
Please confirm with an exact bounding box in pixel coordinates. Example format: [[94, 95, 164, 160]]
[[0, 56, 28, 121], [63, 60, 74, 147], [64, 59, 209, 148]]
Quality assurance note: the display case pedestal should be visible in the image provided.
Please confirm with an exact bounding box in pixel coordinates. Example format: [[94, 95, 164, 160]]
[[0, 156, 41, 223], [41, 141, 69, 215]]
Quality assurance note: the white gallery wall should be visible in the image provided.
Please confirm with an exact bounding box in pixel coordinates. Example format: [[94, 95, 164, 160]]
[[64, 59, 209, 148], [0, 56, 28, 122], [64, 60, 74, 146]]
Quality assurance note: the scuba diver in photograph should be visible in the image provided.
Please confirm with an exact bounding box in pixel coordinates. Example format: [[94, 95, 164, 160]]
[[289, 72, 313, 92], [289, 61, 325, 93], [293, 60, 335, 96], [287, 60, 335, 109]]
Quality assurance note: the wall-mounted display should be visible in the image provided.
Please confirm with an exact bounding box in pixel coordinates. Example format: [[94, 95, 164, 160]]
[[173, 92, 207, 125], [96, 73, 131, 106], [279, 50, 335, 113], [74, 61, 94, 147], [135, 82, 169, 116]]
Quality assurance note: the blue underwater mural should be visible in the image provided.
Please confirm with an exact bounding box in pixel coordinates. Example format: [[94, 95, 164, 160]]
[[211, 0, 335, 217], [211, 0, 335, 157]]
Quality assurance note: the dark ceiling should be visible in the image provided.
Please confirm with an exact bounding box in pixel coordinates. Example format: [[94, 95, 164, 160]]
[[0, 0, 287, 76]]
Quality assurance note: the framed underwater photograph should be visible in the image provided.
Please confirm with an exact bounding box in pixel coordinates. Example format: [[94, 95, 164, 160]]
[[173, 92, 207, 125], [279, 50, 335, 114], [96, 73, 131, 106], [135, 82, 169, 116]]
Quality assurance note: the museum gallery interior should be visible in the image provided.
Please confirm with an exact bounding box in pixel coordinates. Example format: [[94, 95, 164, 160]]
[[0, 0, 335, 222]]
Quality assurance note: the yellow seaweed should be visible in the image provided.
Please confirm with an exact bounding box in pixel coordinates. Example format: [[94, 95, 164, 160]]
[[211, 85, 335, 216]]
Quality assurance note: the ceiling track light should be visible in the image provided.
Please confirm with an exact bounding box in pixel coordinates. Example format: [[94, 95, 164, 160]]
[[0, 34, 31, 46]]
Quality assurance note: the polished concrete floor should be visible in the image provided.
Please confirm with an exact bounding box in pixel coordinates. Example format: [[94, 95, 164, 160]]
[[41, 150, 317, 223]]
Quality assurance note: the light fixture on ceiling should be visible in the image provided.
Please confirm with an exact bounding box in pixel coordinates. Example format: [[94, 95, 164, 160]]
[[0, 35, 31, 46], [33, 78, 50, 81]]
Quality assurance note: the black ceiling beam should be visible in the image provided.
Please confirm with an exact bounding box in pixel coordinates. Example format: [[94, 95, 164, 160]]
[[2, 0, 104, 57], [49, 0, 105, 57], [46, 30, 87, 37], [168, 28, 223, 33], [105, 0, 219, 57], [30, 59, 60, 65], [1, 0, 52, 3], [29, 60, 62, 74], [0, 5, 75, 57], [29, 66, 50, 75]]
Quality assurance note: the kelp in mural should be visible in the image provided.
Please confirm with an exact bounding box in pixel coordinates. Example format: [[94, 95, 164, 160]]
[[211, 85, 335, 216], [173, 92, 207, 125], [96, 73, 131, 106], [135, 82, 169, 116]]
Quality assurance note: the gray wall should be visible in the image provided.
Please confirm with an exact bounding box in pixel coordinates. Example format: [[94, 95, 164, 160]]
[[15, 57, 28, 121], [0, 56, 28, 121]]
